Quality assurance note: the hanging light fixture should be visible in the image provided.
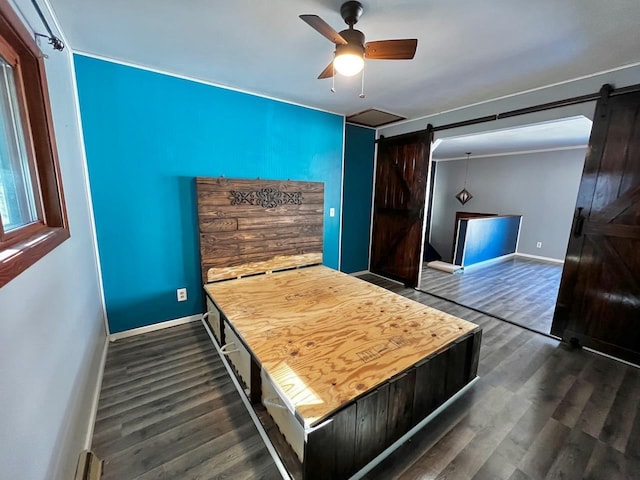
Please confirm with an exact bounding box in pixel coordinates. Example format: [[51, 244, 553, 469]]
[[455, 152, 473, 205]]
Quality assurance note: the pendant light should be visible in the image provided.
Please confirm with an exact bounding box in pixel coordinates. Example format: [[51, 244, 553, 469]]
[[455, 152, 473, 205]]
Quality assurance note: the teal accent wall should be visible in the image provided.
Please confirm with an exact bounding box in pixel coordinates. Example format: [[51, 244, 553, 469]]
[[340, 124, 375, 273], [74, 55, 344, 333]]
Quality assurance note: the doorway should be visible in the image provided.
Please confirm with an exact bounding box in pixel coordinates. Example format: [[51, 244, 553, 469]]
[[419, 116, 593, 334]]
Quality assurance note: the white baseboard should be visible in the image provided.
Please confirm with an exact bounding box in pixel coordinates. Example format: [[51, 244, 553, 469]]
[[583, 346, 640, 369], [463, 253, 515, 271], [84, 335, 109, 449], [367, 271, 405, 286], [109, 314, 203, 342], [348, 270, 370, 276], [516, 253, 565, 264]]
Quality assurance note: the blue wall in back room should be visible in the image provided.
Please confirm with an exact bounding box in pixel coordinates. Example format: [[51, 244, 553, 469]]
[[341, 124, 375, 273], [74, 54, 344, 333]]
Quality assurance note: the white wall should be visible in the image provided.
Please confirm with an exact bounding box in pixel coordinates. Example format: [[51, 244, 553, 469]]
[[431, 148, 587, 262], [0, 1, 106, 479]]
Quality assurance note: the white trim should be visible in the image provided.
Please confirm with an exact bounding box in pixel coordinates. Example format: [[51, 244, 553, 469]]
[[72, 50, 343, 118], [351, 377, 479, 480], [583, 347, 640, 369], [514, 216, 523, 257], [109, 314, 202, 342], [428, 159, 439, 246], [367, 140, 379, 272], [463, 253, 516, 270], [338, 115, 346, 271], [200, 319, 290, 480], [416, 138, 435, 289], [380, 61, 640, 130], [434, 144, 588, 162], [345, 122, 377, 130], [348, 270, 369, 276], [515, 253, 565, 264], [83, 335, 108, 449], [66, 43, 110, 336], [452, 218, 463, 266], [38, 0, 71, 46], [367, 271, 404, 286]]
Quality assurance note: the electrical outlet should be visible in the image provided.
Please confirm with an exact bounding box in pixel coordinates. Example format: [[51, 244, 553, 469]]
[[177, 288, 187, 302], [536, 241, 542, 248], [329, 207, 335, 217]]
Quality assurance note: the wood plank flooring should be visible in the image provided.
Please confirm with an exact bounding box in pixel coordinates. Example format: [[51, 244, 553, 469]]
[[93, 276, 640, 480], [360, 273, 640, 480], [92, 321, 279, 480], [419, 256, 562, 333]]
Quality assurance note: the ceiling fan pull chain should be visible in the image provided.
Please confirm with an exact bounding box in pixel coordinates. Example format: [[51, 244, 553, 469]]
[[359, 62, 365, 98], [331, 60, 336, 93]]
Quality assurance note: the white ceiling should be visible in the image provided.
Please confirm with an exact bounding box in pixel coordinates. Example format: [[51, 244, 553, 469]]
[[48, 0, 640, 120], [432, 116, 592, 161]]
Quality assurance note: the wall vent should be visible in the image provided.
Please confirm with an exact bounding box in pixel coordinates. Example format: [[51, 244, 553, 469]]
[[346, 109, 406, 128], [74, 450, 102, 480]]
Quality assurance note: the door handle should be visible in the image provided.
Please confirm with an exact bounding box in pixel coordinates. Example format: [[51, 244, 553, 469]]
[[573, 207, 585, 237]]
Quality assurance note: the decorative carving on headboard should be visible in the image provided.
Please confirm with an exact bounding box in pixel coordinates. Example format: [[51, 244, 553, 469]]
[[230, 188, 303, 208]]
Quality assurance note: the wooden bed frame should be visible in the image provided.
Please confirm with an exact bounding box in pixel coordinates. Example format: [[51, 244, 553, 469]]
[[196, 177, 481, 479]]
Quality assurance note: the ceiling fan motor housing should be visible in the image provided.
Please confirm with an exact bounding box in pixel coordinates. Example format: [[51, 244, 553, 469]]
[[341, 1, 364, 26], [337, 29, 365, 56]]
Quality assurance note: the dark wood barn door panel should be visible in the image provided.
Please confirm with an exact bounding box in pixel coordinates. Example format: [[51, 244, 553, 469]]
[[552, 85, 640, 364], [370, 129, 432, 287]]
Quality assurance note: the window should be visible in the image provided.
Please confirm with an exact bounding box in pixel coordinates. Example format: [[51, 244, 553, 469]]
[[0, 0, 68, 288]]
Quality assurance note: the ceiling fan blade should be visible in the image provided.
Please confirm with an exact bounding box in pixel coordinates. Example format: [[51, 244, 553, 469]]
[[300, 14, 348, 45], [365, 39, 418, 59], [317, 61, 335, 79]]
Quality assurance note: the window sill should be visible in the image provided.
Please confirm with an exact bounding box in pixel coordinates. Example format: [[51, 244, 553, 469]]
[[0, 226, 70, 288]]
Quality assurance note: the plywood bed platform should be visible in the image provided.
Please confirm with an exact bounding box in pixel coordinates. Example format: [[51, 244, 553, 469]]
[[196, 177, 482, 479]]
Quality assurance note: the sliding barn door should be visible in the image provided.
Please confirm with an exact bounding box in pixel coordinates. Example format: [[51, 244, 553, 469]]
[[370, 129, 432, 287], [551, 85, 640, 364]]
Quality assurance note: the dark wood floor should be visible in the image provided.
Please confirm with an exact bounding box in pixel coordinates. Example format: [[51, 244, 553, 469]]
[[92, 322, 279, 479], [93, 277, 640, 480], [361, 274, 640, 480], [419, 256, 563, 334]]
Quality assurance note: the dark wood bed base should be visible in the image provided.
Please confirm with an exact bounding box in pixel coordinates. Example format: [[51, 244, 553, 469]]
[[203, 292, 481, 480]]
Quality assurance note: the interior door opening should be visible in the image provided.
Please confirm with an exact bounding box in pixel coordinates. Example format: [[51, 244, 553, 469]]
[[417, 115, 593, 335]]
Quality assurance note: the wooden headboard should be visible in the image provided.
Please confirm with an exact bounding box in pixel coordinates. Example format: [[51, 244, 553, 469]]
[[196, 177, 324, 283]]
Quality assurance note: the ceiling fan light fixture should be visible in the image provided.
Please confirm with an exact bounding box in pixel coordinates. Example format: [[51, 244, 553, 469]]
[[334, 52, 364, 76], [333, 42, 365, 76], [300, 2, 418, 83]]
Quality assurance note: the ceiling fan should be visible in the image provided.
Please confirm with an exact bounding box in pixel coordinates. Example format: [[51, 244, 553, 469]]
[[300, 1, 418, 79]]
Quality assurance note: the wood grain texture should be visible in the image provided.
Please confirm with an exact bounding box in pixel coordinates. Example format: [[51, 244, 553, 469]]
[[354, 384, 390, 470], [552, 88, 640, 364], [205, 265, 479, 427], [420, 256, 562, 334], [358, 273, 640, 480], [197, 177, 324, 283], [207, 253, 322, 282], [370, 130, 432, 287], [91, 322, 279, 480], [386, 370, 417, 445]]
